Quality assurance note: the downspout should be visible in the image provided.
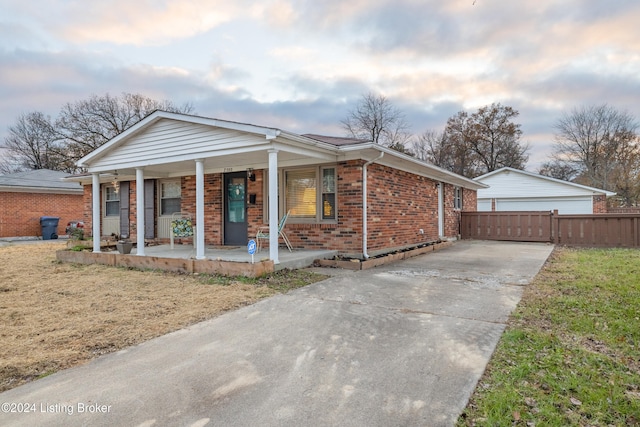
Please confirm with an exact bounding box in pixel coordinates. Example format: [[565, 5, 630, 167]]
[[362, 151, 384, 259]]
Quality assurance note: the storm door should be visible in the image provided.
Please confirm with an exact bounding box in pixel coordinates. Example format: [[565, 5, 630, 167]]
[[224, 172, 248, 245]]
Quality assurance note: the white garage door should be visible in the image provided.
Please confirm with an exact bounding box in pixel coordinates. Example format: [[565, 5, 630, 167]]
[[477, 199, 492, 211], [495, 197, 592, 214]]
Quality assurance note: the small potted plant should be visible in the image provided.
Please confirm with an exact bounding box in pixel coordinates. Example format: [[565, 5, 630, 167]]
[[114, 234, 133, 254]]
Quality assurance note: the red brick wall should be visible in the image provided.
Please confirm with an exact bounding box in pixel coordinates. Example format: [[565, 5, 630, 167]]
[[593, 195, 607, 214], [0, 191, 83, 238], [365, 163, 440, 254], [441, 185, 478, 238], [129, 181, 139, 240], [463, 188, 477, 213], [442, 183, 457, 238], [608, 206, 640, 213], [179, 174, 228, 246], [247, 170, 265, 242], [82, 185, 93, 236]]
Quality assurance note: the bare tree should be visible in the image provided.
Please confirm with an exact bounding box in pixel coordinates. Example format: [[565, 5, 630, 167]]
[[551, 104, 639, 196], [538, 160, 578, 181], [423, 103, 528, 178], [341, 93, 412, 150], [413, 129, 480, 176], [2, 93, 194, 173], [411, 130, 442, 161], [609, 139, 640, 206], [56, 92, 194, 166], [1, 112, 67, 172], [445, 103, 528, 176]]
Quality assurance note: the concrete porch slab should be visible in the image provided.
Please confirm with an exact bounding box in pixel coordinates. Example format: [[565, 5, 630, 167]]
[[117, 243, 337, 272]]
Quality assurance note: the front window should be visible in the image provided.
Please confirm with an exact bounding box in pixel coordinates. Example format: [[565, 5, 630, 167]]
[[454, 186, 463, 210], [283, 166, 336, 222], [286, 169, 317, 218], [105, 186, 119, 216], [160, 180, 181, 216], [322, 168, 336, 219]]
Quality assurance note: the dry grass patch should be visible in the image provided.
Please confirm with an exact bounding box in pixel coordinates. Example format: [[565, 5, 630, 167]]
[[0, 242, 325, 392]]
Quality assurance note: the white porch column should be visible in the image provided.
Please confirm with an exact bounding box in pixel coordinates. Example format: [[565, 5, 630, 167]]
[[268, 149, 280, 264], [195, 159, 206, 259], [91, 173, 101, 253], [136, 168, 145, 256]]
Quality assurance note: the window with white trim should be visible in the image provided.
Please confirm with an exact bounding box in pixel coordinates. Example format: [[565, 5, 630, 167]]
[[105, 186, 119, 216], [454, 186, 463, 210], [282, 166, 337, 222], [321, 167, 336, 219], [160, 180, 181, 216]]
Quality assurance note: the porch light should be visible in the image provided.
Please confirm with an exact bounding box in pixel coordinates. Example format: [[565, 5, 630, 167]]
[[112, 171, 120, 194], [247, 168, 255, 181]]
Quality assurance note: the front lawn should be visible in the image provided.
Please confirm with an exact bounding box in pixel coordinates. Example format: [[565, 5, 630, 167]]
[[458, 247, 640, 426], [0, 242, 326, 392]]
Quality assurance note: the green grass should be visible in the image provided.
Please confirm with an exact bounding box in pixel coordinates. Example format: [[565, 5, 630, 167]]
[[458, 247, 640, 426]]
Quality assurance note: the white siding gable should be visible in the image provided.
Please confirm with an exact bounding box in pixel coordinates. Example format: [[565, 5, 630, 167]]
[[477, 170, 599, 199], [89, 119, 269, 170]]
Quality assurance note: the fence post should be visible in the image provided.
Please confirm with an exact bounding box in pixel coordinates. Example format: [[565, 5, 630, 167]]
[[550, 210, 558, 243]]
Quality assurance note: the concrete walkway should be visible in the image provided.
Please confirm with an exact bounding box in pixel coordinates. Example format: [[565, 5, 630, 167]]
[[0, 240, 554, 427]]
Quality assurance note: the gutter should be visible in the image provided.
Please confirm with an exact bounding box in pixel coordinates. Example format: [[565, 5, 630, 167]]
[[339, 143, 486, 190], [362, 151, 384, 259]]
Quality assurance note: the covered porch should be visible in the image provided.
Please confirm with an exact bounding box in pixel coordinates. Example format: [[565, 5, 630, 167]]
[[74, 112, 342, 265]]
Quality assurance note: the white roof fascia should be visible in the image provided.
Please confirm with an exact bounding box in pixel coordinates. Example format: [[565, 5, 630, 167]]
[[278, 131, 343, 152], [0, 185, 83, 194], [339, 144, 487, 190], [269, 142, 337, 162], [475, 167, 616, 196]]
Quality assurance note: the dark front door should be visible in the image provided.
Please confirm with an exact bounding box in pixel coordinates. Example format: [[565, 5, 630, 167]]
[[224, 172, 248, 245]]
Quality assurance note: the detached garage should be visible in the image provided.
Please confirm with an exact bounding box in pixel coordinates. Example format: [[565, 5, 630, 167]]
[[475, 167, 615, 214]]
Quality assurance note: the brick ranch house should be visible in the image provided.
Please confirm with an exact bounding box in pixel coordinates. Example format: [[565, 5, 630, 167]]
[[0, 169, 84, 238], [65, 111, 485, 264]]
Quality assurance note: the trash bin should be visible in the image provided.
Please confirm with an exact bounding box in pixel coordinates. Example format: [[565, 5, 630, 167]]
[[40, 216, 60, 240]]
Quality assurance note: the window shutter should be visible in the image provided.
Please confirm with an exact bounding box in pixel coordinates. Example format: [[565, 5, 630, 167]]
[[119, 181, 130, 238], [144, 180, 155, 239]]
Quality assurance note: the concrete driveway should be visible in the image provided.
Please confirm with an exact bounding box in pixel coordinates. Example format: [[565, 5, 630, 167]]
[[0, 240, 554, 427]]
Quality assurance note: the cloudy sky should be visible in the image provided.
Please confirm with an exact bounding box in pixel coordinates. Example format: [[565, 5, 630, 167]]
[[1, 0, 639, 170]]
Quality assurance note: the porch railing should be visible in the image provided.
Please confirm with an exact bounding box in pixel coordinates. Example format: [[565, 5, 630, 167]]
[[102, 217, 119, 237], [158, 216, 173, 239]]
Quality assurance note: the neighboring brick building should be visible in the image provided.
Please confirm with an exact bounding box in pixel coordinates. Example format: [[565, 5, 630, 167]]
[[0, 169, 84, 238], [68, 111, 485, 262]]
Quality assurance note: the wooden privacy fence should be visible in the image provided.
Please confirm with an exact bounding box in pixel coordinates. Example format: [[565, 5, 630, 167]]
[[461, 211, 640, 248]]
